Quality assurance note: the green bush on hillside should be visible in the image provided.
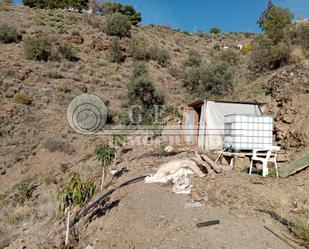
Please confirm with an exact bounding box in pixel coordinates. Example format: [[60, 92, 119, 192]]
[[126, 62, 164, 125], [148, 46, 170, 67], [100, 1, 141, 25], [131, 61, 149, 79], [23, 36, 52, 61], [250, 35, 290, 72], [209, 27, 221, 34], [0, 25, 21, 43], [182, 50, 202, 68], [128, 35, 149, 60], [23, 0, 88, 11], [58, 43, 77, 61], [108, 37, 124, 63], [258, 0, 293, 44], [182, 49, 238, 98], [103, 13, 131, 38]]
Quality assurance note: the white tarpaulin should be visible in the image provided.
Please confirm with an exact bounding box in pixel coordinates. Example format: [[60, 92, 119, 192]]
[[145, 159, 206, 194], [203, 101, 261, 150]]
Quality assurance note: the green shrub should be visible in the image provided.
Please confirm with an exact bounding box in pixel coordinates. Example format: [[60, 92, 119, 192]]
[[57, 172, 96, 214], [100, 1, 141, 25], [23, 37, 52, 61], [14, 179, 35, 205], [182, 61, 234, 98], [0, 25, 21, 43], [128, 77, 164, 109], [157, 142, 168, 156], [209, 27, 221, 34], [213, 44, 220, 51], [103, 13, 131, 38], [131, 61, 149, 79], [108, 37, 124, 63], [165, 106, 182, 119], [23, 0, 88, 11], [293, 22, 309, 51], [200, 61, 234, 98], [250, 35, 290, 72], [5, 207, 31, 225], [241, 43, 253, 54], [290, 216, 309, 246], [168, 65, 180, 78], [43, 68, 62, 79], [258, 1, 293, 44], [182, 66, 205, 91], [128, 34, 149, 60], [182, 50, 202, 68], [127, 53, 165, 125], [148, 46, 170, 67], [58, 43, 77, 61], [217, 49, 239, 66], [95, 145, 116, 168]]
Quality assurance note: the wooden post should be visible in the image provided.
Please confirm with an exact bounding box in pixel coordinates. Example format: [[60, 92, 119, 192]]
[[65, 210, 70, 247], [100, 167, 105, 191]]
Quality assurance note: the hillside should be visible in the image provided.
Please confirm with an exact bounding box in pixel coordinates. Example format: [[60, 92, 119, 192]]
[[0, 4, 308, 249]]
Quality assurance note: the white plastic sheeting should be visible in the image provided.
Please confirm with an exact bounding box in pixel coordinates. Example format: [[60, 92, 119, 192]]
[[203, 101, 261, 150], [145, 159, 206, 194]]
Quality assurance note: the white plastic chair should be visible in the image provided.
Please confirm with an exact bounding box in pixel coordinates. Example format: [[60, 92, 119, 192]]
[[249, 146, 281, 178]]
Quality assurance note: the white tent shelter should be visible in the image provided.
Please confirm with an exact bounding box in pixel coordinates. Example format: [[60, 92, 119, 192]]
[[182, 100, 262, 150]]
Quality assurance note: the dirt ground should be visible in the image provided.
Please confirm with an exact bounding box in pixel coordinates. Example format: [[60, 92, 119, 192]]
[[78, 179, 295, 249], [1, 142, 308, 249]]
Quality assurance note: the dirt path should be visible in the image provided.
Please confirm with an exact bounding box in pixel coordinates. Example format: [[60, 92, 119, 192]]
[[79, 178, 293, 249]]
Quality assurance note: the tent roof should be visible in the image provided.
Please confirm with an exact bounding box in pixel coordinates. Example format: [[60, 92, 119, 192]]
[[187, 99, 263, 108]]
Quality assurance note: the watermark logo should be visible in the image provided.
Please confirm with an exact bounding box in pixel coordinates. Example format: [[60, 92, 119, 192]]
[[66, 94, 107, 134]]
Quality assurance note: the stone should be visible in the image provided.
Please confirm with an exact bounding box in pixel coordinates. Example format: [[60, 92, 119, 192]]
[[282, 113, 294, 124], [303, 204, 309, 213], [84, 245, 95, 249]]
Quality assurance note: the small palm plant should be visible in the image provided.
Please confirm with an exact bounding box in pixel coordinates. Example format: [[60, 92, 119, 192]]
[[95, 145, 116, 190], [57, 172, 96, 246]]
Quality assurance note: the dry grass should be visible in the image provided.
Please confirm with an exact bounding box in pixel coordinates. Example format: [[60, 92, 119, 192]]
[[42, 137, 75, 155], [290, 215, 309, 246], [290, 46, 305, 63], [5, 207, 31, 225]]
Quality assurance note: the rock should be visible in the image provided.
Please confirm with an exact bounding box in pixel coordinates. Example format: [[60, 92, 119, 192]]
[[41, 96, 49, 104], [191, 189, 208, 202], [275, 122, 289, 133], [84, 245, 95, 249], [0, 167, 6, 175], [302, 204, 309, 213], [164, 145, 174, 153], [184, 201, 203, 209], [282, 113, 294, 124]]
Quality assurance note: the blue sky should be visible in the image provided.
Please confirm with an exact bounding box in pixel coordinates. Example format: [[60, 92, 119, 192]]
[[14, 0, 309, 32]]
